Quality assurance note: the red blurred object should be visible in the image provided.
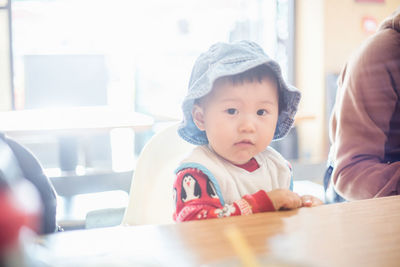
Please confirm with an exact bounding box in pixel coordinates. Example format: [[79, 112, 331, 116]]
[[355, 0, 384, 3], [362, 16, 378, 34], [0, 182, 41, 256]]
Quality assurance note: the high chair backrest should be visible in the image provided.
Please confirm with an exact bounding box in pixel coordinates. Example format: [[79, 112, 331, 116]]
[[122, 123, 194, 225], [0, 133, 58, 233]]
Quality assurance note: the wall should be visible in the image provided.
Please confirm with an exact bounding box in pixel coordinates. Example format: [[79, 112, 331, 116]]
[[324, 0, 399, 74], [295, 0, 325, 161], [0, 8, 12, 111], [295, 0, 399, 162]]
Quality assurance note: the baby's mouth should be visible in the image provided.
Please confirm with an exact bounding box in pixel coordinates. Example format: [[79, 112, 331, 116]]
[[234, 140, 254, 146]]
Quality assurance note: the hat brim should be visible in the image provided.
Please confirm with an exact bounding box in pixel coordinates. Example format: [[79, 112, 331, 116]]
[[178, 55, 300, 145]]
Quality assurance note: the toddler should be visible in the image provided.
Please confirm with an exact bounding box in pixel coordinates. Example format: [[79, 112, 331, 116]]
[[173, 41, 321, 222]]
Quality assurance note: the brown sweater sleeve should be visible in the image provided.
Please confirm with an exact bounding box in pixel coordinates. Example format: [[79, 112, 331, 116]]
[[329, 21, 400, 200]]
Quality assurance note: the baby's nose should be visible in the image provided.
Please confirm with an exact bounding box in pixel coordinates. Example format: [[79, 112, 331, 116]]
[[238, 115, 256, 132]]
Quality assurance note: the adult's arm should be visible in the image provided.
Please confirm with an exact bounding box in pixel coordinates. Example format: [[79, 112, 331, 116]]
[[330, 27, 400, 199]]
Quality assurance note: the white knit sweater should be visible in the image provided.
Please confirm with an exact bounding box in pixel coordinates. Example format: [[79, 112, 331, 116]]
[[177, 145, 291, 205]]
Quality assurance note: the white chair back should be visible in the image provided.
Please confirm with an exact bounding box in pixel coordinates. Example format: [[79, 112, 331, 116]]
[[122, 123, 194, 225], [122, 123, 326, 226]]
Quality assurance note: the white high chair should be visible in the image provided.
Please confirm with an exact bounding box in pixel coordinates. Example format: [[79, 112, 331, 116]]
[[121, 122, 194, 225], [121, 122, 325, 226]]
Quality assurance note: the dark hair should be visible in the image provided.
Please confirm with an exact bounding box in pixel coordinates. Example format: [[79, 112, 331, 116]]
[[214, 64, 283, 113]]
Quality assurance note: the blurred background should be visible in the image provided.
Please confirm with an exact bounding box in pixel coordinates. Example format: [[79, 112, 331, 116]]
[[0, 0, 398, 229]]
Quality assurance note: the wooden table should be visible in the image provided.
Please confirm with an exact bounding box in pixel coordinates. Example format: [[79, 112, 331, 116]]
[[0, 107, 154, 224], [0, 106, 154, 136], [34, 195, 400, 267], [0, 106, 154, 171]]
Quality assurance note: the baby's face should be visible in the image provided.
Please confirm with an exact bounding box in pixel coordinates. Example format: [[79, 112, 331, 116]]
[[192, 78, 279, 165]]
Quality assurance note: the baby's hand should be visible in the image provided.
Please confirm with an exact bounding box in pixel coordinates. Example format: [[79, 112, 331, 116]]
[[301, 195, 323, 207], [267, 189, 302, 210]]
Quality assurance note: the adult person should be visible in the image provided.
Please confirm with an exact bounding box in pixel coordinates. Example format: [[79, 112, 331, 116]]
[[325, 8, 400, 202]]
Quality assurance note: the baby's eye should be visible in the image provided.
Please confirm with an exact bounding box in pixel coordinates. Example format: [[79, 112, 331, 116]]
[[226, 108, 238, 115], [257, 109, 268, 116]]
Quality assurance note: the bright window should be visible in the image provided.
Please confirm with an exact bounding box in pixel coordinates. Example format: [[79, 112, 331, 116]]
[[11, 0, 293, 120]]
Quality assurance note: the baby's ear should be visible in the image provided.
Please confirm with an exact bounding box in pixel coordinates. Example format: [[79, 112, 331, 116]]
[[192, 104, 206, 131]]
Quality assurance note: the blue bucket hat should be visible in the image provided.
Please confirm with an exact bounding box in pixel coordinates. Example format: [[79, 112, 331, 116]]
[[178, 40, 301, 145]]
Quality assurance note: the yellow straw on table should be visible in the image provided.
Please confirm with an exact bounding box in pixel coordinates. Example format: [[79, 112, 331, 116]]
[[224, 225, 261, 267]]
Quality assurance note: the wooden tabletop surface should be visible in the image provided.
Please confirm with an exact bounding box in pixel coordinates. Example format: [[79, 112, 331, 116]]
[[38, 195, 400, 267], [0, 106, 154, 136]]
